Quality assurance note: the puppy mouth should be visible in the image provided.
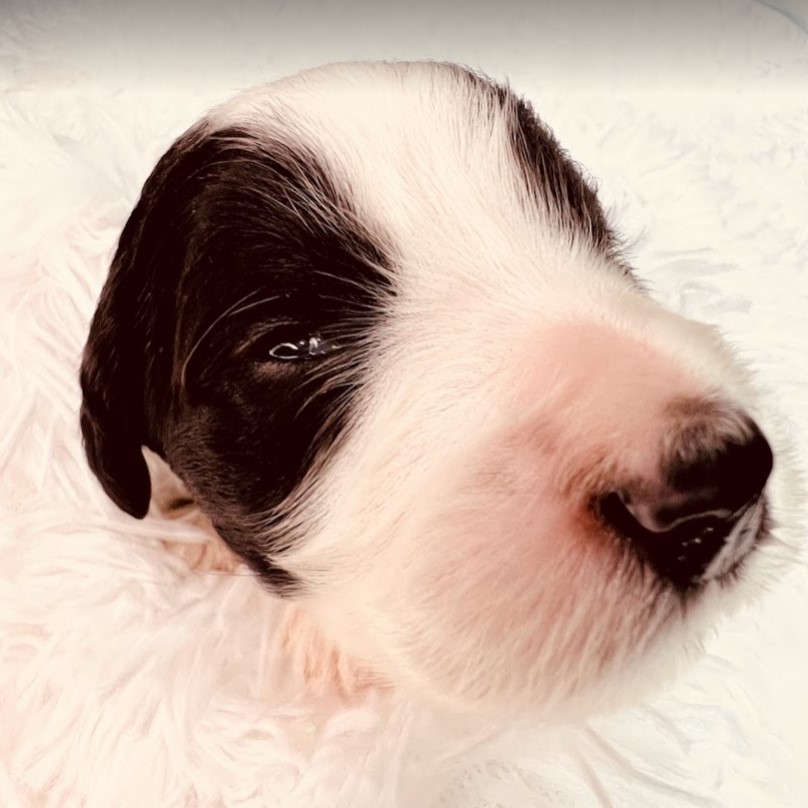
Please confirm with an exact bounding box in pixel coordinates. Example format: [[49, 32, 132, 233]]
[[597, 491, 769, 592], [692, 496, 769, 586]]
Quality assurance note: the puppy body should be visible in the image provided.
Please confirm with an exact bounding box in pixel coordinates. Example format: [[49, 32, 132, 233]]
[[81, 61, 786, 719]]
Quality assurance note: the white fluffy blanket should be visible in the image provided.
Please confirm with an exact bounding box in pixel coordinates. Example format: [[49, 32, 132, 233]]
[[1, 2, 807, 806]]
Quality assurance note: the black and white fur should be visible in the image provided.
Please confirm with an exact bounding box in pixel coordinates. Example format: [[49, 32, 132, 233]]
[[80, 61, 783, 718]]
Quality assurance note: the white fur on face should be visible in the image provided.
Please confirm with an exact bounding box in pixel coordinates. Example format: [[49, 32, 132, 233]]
[[205, 61, 790, 717]]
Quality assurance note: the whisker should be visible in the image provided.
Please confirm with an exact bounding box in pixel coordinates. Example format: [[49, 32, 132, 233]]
[[180, 288, 274, 387], [308, 265, 394, 299], [224, 294, 291, 321]]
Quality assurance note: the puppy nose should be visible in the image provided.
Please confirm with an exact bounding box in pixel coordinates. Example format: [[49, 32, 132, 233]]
[[600, 415, 773, 589], [625, 416, 773, 533]]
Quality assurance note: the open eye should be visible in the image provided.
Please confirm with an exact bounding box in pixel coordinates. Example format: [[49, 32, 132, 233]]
[[267, 334, 340, 362]]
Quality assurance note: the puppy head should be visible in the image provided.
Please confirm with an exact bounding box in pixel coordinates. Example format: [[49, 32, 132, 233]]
[[81, 61, 786, 718]]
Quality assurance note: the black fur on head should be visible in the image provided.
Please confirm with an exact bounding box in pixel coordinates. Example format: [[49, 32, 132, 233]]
[[80, 123, 392, 590]]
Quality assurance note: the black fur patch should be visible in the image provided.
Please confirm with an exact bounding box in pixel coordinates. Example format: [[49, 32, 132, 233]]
[[454, 65, 626, 266], [503, 93, 622, 261], [80, 124, 392, 592]]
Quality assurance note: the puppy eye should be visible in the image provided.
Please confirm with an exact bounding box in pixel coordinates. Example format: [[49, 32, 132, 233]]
[[267, 334, 339, 362]]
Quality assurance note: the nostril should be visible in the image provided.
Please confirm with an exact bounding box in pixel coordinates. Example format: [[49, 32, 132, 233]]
[[599, 491, 731, 587], [616, 486, 715, 534]]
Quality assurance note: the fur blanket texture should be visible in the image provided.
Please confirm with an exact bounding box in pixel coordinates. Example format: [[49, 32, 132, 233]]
[[1, 1, 807, 805]]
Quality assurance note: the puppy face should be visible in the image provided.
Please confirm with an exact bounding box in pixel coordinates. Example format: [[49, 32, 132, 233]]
[[81, 61, 782, 717]]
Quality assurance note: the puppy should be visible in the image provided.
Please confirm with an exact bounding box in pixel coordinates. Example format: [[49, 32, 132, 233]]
[[80, 61, 780, 719]]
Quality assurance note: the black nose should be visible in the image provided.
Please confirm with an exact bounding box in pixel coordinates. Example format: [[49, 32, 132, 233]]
[[600, 416, 773, 590]]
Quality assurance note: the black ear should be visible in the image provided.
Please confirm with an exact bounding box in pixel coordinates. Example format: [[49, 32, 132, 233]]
[[79, 130, 202, 517], [80, 280, 152, 519]]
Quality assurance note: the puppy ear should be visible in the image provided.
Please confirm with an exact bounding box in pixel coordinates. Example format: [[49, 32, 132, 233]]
[[80, 154, 183, 517], [80, 282, 152, 519], [80, 125, 209, 518]]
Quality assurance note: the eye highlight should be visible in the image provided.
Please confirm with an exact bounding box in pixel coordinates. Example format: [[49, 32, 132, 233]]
[[268, 334, 340, 362]]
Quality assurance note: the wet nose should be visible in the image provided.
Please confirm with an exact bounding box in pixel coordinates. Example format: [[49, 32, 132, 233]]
[[625, 416, 772, 532], [600, 415, 773, 590]]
